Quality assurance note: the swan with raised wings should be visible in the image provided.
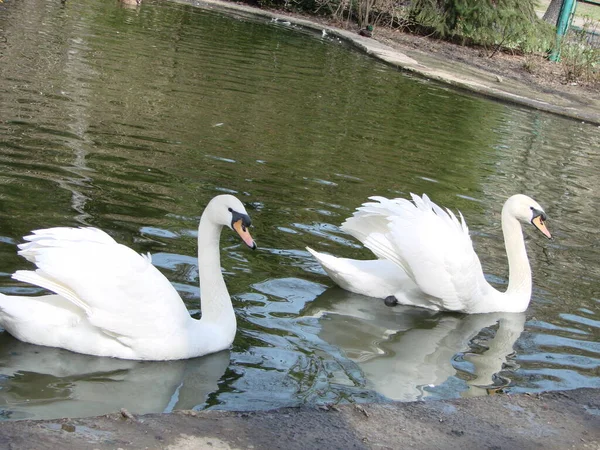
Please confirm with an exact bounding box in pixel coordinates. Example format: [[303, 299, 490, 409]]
[[0, 194, 256, 360], [307, 194, 551, 314]]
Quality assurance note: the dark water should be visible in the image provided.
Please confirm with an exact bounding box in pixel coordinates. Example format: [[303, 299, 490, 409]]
[[0, 0, 598, 420]]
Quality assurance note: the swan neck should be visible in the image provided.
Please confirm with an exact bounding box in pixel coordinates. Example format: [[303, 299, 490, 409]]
[[501, 208, 531, 300], [196, 215, 235, 327]]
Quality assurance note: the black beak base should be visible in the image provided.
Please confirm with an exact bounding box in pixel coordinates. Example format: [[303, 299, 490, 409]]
[[231, 210, 252, 230]]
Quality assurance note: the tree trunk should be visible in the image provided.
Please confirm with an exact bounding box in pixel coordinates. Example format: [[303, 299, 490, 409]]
[[543, 0, 564, 27]]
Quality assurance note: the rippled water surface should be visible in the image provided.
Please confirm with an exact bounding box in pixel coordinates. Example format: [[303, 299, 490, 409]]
[[0, 0, 599, 420]]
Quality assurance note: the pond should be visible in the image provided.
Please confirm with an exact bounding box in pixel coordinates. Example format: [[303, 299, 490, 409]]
[[0, 0, 599, 420]]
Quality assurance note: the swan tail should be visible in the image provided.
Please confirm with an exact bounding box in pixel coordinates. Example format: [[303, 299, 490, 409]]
[[10, 271, 133, 344], [306, 247, 353, 288], [0, 293, 18, 324], [306, 247, 406, 299], [0, 293, 33, 324], [12, 270, 91, 315], [307, 247, 366, 292], [0, 292, 88, 349]]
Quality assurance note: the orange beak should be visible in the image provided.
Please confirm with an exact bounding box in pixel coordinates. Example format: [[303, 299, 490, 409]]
[[532, 215, 551, 239], [233, 219, 256, 249]]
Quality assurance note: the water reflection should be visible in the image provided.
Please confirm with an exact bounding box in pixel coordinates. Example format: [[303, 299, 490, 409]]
[[303, 288, 524, 401], [0, 334, 229, 419]]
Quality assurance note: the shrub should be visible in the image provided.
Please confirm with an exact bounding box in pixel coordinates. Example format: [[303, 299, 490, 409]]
[[409, 0, 554, 55], [559, 19, 600, 85]]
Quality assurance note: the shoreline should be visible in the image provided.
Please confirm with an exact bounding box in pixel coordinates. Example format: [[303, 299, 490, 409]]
[[181, 0, 600, 126], [0, 387, 597, 449]]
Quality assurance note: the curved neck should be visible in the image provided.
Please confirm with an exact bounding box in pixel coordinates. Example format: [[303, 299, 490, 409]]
[[501, 208, 532, 303], [196, 215, 236, 331]]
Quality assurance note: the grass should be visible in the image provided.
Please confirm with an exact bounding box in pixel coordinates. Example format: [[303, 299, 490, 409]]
[[536, 0, 600, 24], [577, 1, 600, 22]]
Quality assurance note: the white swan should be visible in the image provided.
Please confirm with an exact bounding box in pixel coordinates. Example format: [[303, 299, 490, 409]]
[[307, 194, 551, 314], [0, 194, 256, 361]]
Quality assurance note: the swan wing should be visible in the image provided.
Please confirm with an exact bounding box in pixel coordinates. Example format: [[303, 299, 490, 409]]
[[341, 196, 417, 279], [346, 195, 488, 311], [12, 227, 191, 341]]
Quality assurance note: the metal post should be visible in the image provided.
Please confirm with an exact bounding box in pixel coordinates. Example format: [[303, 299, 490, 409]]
[[549, 0, 577, 61]]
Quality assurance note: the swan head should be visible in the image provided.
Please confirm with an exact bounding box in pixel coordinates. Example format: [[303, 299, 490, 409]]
[[504, 194, 551, 239], [206, 195, 257, 249]]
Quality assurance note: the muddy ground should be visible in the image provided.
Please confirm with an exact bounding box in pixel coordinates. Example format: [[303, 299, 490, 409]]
[[0, 388, 597, 449]]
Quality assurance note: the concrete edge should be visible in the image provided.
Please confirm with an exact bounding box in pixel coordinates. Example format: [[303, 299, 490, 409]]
[[0, 387, 597, 449]]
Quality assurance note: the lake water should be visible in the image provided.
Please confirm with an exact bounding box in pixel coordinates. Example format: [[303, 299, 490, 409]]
[[0, 0, 599, 420]]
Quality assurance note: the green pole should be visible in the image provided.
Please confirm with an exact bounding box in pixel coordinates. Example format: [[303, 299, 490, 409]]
[[549, 0, 577, 62]]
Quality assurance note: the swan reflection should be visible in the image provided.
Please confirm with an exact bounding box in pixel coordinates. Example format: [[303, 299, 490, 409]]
[[0, 334, 230, 420], [303, 287, 526, 401]]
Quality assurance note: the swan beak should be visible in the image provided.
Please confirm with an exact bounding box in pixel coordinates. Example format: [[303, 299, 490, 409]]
[[531, 215, 551, 239], [233, 219, 257, 249]]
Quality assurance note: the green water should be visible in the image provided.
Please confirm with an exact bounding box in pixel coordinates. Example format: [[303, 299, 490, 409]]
[[0, 0, 598, 419]]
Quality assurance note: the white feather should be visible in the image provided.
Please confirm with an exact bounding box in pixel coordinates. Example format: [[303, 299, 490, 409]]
[[0, 194, 255, 360], [309, 194, 549, 314]]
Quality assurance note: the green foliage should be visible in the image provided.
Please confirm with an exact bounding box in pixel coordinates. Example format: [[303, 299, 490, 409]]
[[559, 22, 600, 85], [409, 0, 554, 54], [408, 0, 445, 31]]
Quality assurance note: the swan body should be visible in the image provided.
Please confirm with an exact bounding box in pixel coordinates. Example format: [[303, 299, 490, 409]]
[[307, 194, 551, 314], [0, 195, 256, 360]]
